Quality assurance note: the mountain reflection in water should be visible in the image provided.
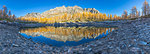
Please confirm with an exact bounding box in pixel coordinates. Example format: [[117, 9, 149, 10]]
[[20, 26, 117, 47]]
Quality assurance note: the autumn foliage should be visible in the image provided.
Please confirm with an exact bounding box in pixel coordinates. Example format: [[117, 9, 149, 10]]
[[0, 5, 16, 19], [17, 12, 122, 23], [17, 0, 150, 24]]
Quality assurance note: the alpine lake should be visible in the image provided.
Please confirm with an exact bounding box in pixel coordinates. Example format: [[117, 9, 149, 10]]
[[19, 26, 117, 47]]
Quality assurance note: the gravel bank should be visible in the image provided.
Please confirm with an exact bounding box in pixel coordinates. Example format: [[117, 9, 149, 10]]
[[0, 18, 150, 54]]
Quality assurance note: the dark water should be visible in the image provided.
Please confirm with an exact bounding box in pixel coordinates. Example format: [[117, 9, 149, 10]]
[[19, 26, 117, 47]]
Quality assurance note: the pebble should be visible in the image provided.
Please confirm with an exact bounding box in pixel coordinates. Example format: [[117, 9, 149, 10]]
[[12, 44, 19, 47], [138, 41, 147, 45], [89, 48, 92, 51], [130, 47, 140, 52], [39, 51, 42, 53]]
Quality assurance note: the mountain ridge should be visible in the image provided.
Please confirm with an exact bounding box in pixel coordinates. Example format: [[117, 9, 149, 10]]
[[23, 5, 100, 18]]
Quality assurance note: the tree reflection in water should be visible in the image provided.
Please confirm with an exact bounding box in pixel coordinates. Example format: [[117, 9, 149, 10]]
[[20, 26, 117, 47]]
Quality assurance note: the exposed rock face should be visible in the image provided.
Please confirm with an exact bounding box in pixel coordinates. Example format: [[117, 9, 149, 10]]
[[41, 6, 84, 18], [22, 6, 100, 18], [84, 8, 99, 13], [24, 13, 43, 18]]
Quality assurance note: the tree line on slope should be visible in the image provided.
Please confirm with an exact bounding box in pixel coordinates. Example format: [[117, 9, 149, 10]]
[[17, 12, 122, 23], [122, 0, 150, 19], [2, 0, 150, 23], [18, 0, 150, 24], [0, 5, 16, 21]]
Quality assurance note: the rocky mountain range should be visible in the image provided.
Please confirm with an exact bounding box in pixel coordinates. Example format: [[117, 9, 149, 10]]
[[23, 5, 100, 18]]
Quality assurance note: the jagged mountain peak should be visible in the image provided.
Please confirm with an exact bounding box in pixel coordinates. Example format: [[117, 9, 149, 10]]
[[22, 5, 100, 18], [24, 12, 43, 18]]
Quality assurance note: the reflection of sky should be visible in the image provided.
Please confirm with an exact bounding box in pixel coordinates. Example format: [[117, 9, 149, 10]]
[[20, 29, 114, 47]]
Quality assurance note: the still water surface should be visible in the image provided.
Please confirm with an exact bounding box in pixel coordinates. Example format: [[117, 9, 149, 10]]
[[19, 26, 117, 47]]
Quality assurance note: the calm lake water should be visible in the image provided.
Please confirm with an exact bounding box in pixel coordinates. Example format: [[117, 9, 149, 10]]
[[19, 26, 117, 47]]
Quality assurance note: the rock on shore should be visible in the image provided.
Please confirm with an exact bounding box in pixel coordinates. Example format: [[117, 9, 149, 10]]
[[0, 18, 150, 54]]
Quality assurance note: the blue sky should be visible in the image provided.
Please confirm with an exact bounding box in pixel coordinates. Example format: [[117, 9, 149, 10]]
[[0, 0, 149, 17]]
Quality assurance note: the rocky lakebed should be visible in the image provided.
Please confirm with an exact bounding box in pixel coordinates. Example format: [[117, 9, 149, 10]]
[[0, 18, 150, 54]]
